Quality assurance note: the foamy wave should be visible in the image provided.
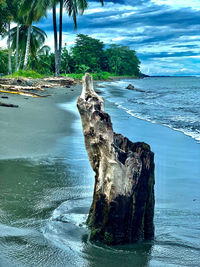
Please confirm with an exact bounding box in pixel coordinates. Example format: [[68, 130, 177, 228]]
[[116, 103, 200, 144], [58, 100, 78, 114]]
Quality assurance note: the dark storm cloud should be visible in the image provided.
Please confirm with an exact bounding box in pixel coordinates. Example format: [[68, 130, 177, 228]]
[[85, 7, 200, 30], [40, 1, 200, 36], [57, 5, 200, 37], [138, 51, 199, 60], [172, 44, 200, 49], [38, 0, 200, 75], [89, 0, 150, 5]]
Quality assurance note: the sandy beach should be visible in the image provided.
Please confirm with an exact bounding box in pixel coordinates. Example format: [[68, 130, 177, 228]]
[[0, 79, 200, 267], [0, 84, 82, 159]]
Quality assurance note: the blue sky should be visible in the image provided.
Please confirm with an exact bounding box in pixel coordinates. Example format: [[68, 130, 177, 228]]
[[12, 1, 200, 75]]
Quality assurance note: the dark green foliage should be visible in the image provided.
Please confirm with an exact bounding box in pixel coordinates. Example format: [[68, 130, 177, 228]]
[[66, 72, 111, 80], [0, 0, 18, 36], [0, 49, 8, 74], [71, 34, 140, 76], [0, 31, 141, 79], [10, 25, 47, 55], [105, 44, 140, 76], [0, 1, 9, 35], [60, 47, 71, 74], [71, 34, 105, 73], [0, 48, 15, 75]]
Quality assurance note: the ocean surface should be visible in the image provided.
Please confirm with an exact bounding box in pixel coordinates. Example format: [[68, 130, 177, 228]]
[[98, 77, 200, 143], [0, 77, 200, 267]]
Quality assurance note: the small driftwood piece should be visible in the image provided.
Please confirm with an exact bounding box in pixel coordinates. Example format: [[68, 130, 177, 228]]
[[0, 89, 51, 98], [0, 84, 44, 91], [0, 101, 18, 108], [77, 74, 155, 245]]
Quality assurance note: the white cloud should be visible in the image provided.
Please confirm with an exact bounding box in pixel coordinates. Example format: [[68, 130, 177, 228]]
[[151, 0, 200, 10], [0, 38, 7, 49]]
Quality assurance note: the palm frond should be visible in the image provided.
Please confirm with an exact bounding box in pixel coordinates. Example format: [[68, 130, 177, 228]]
[[32, 26, 47, 38], [64, 0, 89, 29]]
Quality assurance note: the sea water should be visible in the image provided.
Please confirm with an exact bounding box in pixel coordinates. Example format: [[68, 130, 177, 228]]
[[0, 77, 200, 267], [98, 77, 200, 143]]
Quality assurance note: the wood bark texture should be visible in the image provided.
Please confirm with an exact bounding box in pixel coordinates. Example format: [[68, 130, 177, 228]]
[[77, 73, 155, 245]]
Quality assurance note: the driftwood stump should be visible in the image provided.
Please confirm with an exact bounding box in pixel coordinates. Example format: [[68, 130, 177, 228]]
[[77, 74, 155, 245]]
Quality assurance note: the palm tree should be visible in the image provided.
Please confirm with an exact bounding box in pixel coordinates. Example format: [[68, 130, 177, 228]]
[[52, 1, 59, 76], [53, 0, 103, 76], [5, 0, 25, 73], [36, 0, 88, 76], [29, 45, 51, 72], [4, 0, 16, 74], [19, 0, 49, 70], [6, 22, 12, 74], [10, 25, 47, 70], [57, 0, 87, 73], [14, 0, 103, 74], [20, 0, 103, 75]]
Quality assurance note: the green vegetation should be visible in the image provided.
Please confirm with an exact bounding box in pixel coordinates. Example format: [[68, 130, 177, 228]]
[[0, 0, 140, 80], [0, 48, 8, 75], [72, 34, 105, 73], [0, 0, 140, 79], [6, 24, 49, 72], [70, 34, 140, 77], [105, 44, 140, 76], [66, 72, 112, 80], [0, 0, 103, 76], [0, 0, 10, 35], [5, 69, 44, 78], [0, 33, 141, 79]]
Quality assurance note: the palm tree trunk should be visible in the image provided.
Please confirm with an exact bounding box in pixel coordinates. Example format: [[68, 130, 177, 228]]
[[17, 53, 22, 71], [58, 0, 63, 75], [23, 24, 32, 70], [53, 5, 59, 77], [15, 23, 19, 71], [8, 22, 12, 74]]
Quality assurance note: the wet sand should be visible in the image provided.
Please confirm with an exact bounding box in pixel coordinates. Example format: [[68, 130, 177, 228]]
[[0, 84, 82, 159]]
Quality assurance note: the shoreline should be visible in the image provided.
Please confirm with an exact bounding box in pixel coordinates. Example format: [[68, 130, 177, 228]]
[[1, 78, 199, 161], [96, 77, 200, 145], [0, 78, 200, 266], [121, 106, 200, 144]]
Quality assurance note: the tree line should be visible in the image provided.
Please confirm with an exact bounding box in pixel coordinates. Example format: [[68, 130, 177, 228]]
[[0, 0, 103, 76], [0, 0, 140, 77]]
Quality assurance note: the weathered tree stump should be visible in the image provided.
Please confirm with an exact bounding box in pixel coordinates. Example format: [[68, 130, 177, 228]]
[[77, 74, 155, 245]]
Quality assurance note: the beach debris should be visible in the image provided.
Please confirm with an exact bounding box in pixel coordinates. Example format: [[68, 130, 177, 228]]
[[0, 101, 18, 108], [53, 215, 70, 223], [0, 77, 76, 99], [126, 83, 145, 92], [0, 84, 44, 91], [126, 84, 135, 90], [0, 77, 76, 88], [94, 90, 102, 94], [42, 77, 76, 88], [77, 73, 155, 245], [0, 89, 51, 98], [1, 96, 8, 99]]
